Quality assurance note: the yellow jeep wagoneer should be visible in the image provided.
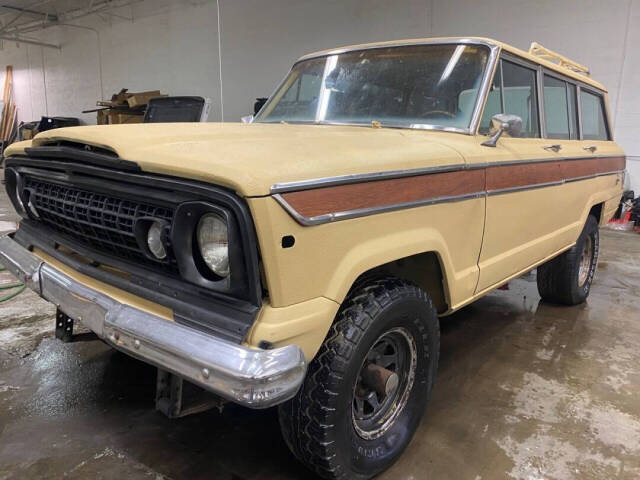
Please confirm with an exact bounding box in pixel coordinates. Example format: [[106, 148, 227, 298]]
[[0, 38, 624, 479]]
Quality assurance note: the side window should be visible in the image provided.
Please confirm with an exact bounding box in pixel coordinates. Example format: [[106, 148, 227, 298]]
[[479, 61, 502, 135], [580, 90, 609, 140], [543, 74, 579, 140], [502, 60, 540, 138], [543, 75, 570, 139]]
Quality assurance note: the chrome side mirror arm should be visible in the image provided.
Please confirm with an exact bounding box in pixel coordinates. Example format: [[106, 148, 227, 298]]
[[481, 122, 507, 147], [481, 114, 523, 147]]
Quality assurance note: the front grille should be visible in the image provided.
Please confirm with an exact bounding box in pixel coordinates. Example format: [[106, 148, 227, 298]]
[[24, 177, 177, 274]]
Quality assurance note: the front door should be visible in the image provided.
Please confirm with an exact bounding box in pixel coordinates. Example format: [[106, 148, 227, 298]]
[[474, 56, 569, 293]]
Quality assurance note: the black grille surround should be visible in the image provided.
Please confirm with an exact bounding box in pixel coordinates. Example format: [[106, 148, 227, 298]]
[[5, 149, 262, 343], [25, 177, 178, 275]]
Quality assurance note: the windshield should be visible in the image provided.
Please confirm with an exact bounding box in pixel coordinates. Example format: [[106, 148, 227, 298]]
[[255, 43, 490, 130]]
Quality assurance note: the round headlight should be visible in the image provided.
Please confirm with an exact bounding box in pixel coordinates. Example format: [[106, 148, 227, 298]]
[[147, 221, 167, 260], [197, 213, 229, 277]]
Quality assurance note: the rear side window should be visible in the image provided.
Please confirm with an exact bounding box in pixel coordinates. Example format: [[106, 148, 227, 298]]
[[501, 60, 540, 138], [580, 90, 609, 140], [543, 74, 578, 139]]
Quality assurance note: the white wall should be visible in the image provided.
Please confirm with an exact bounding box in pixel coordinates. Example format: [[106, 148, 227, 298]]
[[0, 0, 222, 123], [217, 0, 430, 121], [0, 0, 638, 190]]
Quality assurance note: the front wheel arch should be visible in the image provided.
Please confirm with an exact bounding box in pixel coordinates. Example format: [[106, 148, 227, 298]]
[[341, 251, 450, 315]]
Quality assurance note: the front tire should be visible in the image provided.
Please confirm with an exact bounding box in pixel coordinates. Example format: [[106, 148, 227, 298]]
[[278, 277, 440, 480], [537, 214, 599, 305]]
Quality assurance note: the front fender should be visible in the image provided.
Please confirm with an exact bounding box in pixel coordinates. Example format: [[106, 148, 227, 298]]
[[248, 196, 484, 311]]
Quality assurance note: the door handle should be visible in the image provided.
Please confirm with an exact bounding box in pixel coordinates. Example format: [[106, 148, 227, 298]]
[[543, 144, 562, 152], [583, 145, 597, 153]]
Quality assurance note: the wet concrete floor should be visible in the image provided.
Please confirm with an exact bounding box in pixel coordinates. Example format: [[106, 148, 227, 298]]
[[1, 195, 639, 478]]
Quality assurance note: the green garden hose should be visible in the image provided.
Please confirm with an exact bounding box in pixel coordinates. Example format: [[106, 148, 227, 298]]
[[0, 265, 25, 302]]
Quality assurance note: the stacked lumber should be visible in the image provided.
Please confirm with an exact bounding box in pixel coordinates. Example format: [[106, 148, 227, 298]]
[[86, 89, 167, 124], [0, 66, 18, 150]]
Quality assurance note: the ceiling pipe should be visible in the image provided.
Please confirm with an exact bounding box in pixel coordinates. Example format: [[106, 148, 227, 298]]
[[0, 5, 58, 22], [0, 34, 59, 49], [0, 0, 143, 36]]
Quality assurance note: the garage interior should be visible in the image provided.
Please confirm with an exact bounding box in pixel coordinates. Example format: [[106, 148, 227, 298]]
[[0, 1, 639, 479]]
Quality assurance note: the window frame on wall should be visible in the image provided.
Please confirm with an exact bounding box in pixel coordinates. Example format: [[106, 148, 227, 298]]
[[479, 50, 612, 142]]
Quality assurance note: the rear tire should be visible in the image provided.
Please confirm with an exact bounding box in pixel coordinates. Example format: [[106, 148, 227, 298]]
[[537, 215, 599, 305], [278, 277, 440, 480]]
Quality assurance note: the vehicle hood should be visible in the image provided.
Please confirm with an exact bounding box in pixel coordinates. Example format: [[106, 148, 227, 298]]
[[7, 123, 465, 196]]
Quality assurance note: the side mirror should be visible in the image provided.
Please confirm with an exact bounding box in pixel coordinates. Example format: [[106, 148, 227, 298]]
[[481, 114, 522, 147], [241, 115, 254, 124]]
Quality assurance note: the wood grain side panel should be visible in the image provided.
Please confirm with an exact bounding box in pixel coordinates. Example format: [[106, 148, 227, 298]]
[[281, 168, 486, 219], [487, 161, 563, 191], [278, 156, 625, 221], [488, 156, 626, 191], [560, 156, 626, 179]]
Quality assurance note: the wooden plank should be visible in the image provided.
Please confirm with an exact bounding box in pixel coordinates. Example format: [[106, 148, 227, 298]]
[[2, 103, 15, 141], [2, 66, 12, 104], [0, 67, 13, 141]]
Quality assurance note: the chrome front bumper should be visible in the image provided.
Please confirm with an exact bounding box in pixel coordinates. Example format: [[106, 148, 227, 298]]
[[0, 235, 306, 408]]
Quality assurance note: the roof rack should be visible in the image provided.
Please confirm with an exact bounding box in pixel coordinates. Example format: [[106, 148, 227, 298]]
[[528, 42, 590, 77]]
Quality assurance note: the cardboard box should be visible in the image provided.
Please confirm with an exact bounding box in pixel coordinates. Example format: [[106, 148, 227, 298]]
[[97, 109, 108, 125], [127, 91, 166, 109], [116, 113, 144, 124]]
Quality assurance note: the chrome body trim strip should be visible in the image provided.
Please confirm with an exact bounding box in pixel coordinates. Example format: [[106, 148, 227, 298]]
[[0, 235, 306, 409], [487, 180, 565, 196], [470, 43, 501, 134], [270, 155, 621, 194], [297, 38, 499, 62], [273, 191, 485, 226], [565, 170, 622, 183], [257, 120, 472, 135], [489, 170, 622, 196], [271, 163, 468, 194], [478, 154, 610, 168], [408, 123, 471, 134]]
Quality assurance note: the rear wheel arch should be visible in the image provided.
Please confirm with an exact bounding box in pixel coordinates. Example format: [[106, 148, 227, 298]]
[[589, 202, 604, 224]]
